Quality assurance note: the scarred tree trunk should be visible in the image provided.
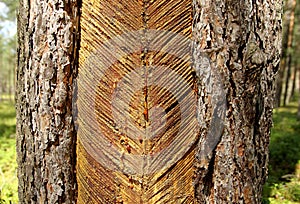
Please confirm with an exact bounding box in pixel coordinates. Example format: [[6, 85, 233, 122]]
[[76, 0, 282, 203], [16, 0, 80, 203], [17, 0, 282, 203], [76, 0, 196, 203]]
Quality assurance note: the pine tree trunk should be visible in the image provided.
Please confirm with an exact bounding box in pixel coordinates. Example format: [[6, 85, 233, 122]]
[[291, 61, 297, 98], [76, 0, 196, 202], [283, 53, 292, 105], [75, 0, 282, 203], [16, 0, 80, 203], [276, 0, 296, 107], [17, 0, 282, 203], [193, 0, 282, 202]]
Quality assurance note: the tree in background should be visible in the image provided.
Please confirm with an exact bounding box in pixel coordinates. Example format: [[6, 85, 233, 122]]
[[0, 0, 17, 101], [0, 0, 18, 21], [276, 0, 300, 107], [16, 0, 282, 203], [283, 0, 296, 106]]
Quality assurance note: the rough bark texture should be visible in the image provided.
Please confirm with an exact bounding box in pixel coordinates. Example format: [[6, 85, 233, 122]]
[[17, 0, 282, 203], [193, 0, 282, 203], [16, 0, 80, 203]]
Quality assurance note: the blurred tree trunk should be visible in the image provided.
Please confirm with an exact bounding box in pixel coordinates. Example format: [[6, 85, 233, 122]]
[[283, 53, 292, 105], [283, 0, 296, 106], [291, 61, 297, 98], [0, 51, 3, 101], [276, 0, 296, 107], [298, 65, 300, 120], [16, 0, 80, 203], [8, 69, 12, 102]]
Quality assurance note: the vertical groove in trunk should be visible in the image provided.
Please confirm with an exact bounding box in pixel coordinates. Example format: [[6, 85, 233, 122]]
[[192, 0, 282, 203], [16, 0, 80, 203]]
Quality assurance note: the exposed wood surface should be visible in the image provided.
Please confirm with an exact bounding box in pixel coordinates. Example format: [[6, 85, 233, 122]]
[[16, 0, 282, 203], [77, 0, 195, 203]]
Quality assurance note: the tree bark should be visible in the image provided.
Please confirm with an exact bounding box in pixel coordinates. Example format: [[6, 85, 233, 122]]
[[193, 0, 282, 203], [17, 0, 282, 203], [16, 0, 80, 203], [75, 0, 282, 203]]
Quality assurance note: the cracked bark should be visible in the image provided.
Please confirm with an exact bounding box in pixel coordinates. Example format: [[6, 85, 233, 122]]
[[193, 0, 282, 203], [16, 0, 80, 203], [16, 0, 282, 203]]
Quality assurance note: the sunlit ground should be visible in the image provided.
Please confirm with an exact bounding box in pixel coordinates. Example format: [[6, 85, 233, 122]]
[[0, 99, 17, 203], [263, 96, 300, 203]]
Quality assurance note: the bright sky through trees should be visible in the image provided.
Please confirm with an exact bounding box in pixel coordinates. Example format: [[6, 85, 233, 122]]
[[0, 2, 16, 37]]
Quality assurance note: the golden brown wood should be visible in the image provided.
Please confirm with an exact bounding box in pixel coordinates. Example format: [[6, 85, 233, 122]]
[[16, 0, 282, 202], [77, 0, 195, 203]]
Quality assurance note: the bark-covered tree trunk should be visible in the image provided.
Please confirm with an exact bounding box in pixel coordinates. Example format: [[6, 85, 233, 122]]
[[75, 0, 282, 203], [17, 0, 282, 203], [16, 0, 80, 203], [192, 0, 282, 203]]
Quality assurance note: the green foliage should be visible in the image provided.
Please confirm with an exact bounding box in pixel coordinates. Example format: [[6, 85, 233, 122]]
[[0, 100, 17, 203], [266, 174, 300, 203], [263, 97, 300, 203]]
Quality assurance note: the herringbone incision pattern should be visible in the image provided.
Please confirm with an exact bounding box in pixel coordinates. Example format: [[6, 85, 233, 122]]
[[77, 0, 195, 203]]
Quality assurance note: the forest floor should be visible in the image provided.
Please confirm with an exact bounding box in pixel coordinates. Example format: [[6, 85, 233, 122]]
[[0, 100, 17, 203], [0, 97, 299, 203], [263, 96, 300, 203]]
